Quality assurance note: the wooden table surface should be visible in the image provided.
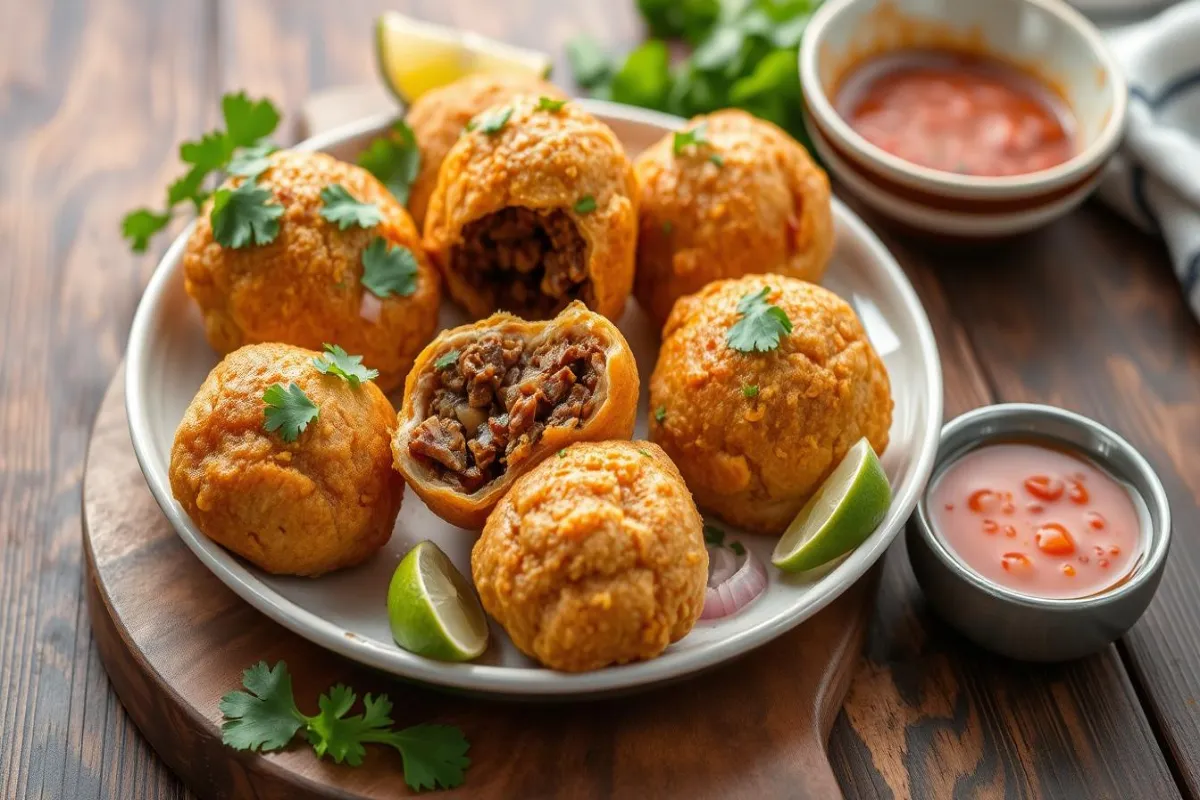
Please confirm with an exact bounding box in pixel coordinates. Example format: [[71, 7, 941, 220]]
[[3, 0, 1199, 797]]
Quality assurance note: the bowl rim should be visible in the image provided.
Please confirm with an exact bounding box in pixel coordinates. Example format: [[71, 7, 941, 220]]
[[910, 403, 1172, 612], [798, 0, 1129, 197]]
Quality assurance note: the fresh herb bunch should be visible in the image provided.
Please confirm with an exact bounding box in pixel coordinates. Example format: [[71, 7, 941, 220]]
[[122, 92, 281, 252], [566, 0, 818, 147], [220, 661, 470, 792]]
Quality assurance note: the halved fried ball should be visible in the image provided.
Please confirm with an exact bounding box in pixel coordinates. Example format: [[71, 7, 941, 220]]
[[392, 301, 638, 529], [423, 96, 637, 321], [472, 440, 708, 672], [405, 73, 566, 228], [169, 343, 403, 576], [183, 150, 441, 393], [649, 275, 891, 535], [634, 110, 834, 329]]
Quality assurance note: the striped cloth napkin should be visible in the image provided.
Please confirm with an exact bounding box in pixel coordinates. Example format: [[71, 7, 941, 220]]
[[1097, 0, 1200, 317]]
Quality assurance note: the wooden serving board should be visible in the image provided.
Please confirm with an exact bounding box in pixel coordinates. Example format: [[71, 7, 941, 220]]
[[84, 366, 879, 799]]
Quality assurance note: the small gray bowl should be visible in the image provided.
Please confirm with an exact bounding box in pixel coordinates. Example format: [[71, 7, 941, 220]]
[[907, 404, 1171, 662]]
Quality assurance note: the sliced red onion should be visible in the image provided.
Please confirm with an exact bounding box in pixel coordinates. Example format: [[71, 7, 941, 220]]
[[359, 292, 382, 324], [700, 543, 767, 620]]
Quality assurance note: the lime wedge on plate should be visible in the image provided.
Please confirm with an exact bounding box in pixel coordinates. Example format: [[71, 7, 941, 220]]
[[772, 438, 892, 573], [375, 12, 552, 104], [387, 540, 489, 661]]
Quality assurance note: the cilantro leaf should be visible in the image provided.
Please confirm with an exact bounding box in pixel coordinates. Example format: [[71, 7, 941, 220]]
[[223, 92, 281, 149], [228, 140, 278, 179], [610, 40, 671, 110], [742, 384, 759, 398], [313, 343, 379, 386], [467, 106, 512, 135], [357, 120, 421, 205], [167, 168, 210, 210], [218, 661, 305, 752], [537, 96, 567, 112], [726, 286, 793, 353], [373, 725, 471, 792], [361, 237, 419, 299], [709, 153, 725, 167], [566, 36, 614, 89], [121, 208, 171, 253], [573, 195, 597, 214], [211, 180, 283, 249], [673, 122, 710, 155], [654, 405, 666, 423], [306, 686, 395, 766], [434, 350, 460, 371], [319, 184, 384, 230], [262, 383, 319, 442], [703, 523, 725, 546], [181, 131, 234, 174]]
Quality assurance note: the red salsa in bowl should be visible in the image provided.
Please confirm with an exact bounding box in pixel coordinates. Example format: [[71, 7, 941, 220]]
[[928, 441, 1142, 600], [835, 50, 1077, 177]]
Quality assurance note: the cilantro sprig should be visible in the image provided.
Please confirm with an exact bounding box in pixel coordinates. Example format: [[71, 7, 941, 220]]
[[220, 661, 470, 792], [319, 185, 385, 231], [537, 96, 567, 112], [673, 122, 710, 154], [262, 383, 319, 442], [357, 120, 421, 204], [313, 344, 379, 387], [726, 286, 793, 353], [211, 180, 284, 249], [122, 91, 281, 253], [466, 106, 512, 135], [361, 237, 419, 299]]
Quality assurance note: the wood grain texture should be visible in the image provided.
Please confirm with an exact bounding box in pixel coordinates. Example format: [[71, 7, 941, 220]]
[[84, 370, 875, 799]]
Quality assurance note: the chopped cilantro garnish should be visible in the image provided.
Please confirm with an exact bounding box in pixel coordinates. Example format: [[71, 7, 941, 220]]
[[558, 449, 567, 458], [357, 120, 421, 204], [313, 344, 378, 387], [574, 195, 597, 214], [211, 180, 284, 249], [673, 122, 710, 154], [537, 96, 567, 112], [468, 106, 512, 135], [262, 383, 318, 442], [219, 661, 470, 791], [703, 523, 725, 546], [361, 237, 419, 299], [742, 385, 759, 398], [726, 286, 793, 353], [654, 405, 666, 423], [434, 350, 460, 371], [637, 448, 652, 458], [319, 185, 384, 231], [709, 152, 725, 167]]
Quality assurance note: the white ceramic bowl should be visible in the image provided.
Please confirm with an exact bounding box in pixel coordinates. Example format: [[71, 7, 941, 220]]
[[799, 0, 1128, 238], [125, 101, 943, 697]]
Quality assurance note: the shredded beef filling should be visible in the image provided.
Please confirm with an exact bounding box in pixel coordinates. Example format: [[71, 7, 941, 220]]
[[452, 207, 590, 318], [408, 332, 606, 492]]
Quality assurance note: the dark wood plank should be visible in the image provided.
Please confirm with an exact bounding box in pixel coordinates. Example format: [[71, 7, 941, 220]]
[[928, 202, 1200, 796], [0, 0, 211, 796]]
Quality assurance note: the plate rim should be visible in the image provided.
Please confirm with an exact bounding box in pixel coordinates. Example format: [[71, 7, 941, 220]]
[[124, 100, 943, 697]]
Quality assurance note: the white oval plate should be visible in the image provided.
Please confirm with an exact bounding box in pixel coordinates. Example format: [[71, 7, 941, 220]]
[[125, 100, 942, 697]]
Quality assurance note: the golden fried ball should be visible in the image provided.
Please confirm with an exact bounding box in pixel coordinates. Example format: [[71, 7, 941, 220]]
[[472, 441, 708, 672], [649, 275, 891, 535], [169, 343, 403, 576], [183, 150, 441, 393], [634, 110, 834, 329], [424, 95, 638, 321], [405, 73, 566, 229]]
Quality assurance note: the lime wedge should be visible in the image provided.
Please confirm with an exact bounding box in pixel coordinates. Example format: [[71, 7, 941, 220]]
[[375, 12, 552, 104], [387, 540, 489, 661], [772, 438, 892, 572]]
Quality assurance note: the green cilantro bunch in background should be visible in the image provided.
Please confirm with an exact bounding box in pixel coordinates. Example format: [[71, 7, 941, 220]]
[[567, 0, 819, 148]]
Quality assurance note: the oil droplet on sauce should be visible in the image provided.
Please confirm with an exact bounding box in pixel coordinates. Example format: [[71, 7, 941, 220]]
[[928, 442, 1142, 599]]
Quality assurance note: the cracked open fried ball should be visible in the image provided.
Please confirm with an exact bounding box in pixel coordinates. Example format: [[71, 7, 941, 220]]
[[405, 73, 566, 229], [649, 275, 891, 535], [169, 342, 404, 576], [633, 110, 834, 329], [423, 95, 638, 321], [472, 440, 708, 672], [183, 150, 441, 393]]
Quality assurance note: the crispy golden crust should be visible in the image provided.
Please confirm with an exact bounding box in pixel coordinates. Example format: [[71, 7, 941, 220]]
[[423, 96, 638, 320], [472, 440, 708, 672], [634, 110, 834, 329], [182, 150, 441, 393], [392, 301, 639, 529], [405, 73, 565, 229], [169, 343, 404, 576], [649, 275, 892, 535]]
